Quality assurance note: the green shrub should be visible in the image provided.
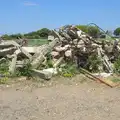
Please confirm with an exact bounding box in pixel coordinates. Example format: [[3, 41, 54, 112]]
[[59, 62, 79, 77], [87, 54, 102, 73], [114, 57, 120, 74], [76, 25, 100, 38], [0, 59, 10, 84], [114, 27, 120, 36], [16, 63, 32, 77]]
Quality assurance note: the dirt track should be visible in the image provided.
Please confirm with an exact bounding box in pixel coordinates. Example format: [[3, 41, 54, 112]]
[[0, 77, 120, 120]]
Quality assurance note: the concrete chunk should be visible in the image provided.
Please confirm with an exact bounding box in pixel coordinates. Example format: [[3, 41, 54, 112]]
[[32, 69, 52, 80], [0, 47, 16, 57], [9, 54, 17, 75]]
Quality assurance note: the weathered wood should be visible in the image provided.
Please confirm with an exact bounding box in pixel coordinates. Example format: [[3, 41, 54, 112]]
[[0, 41, 19, 49], [1, 40, 33, 60], [15, 47, 33, 60], [98, 47, 113, 73], [52, 30, 63, 41], [59, 31, 72, 41], [53, 57, 64, 68], [80, 68, 113, 87], [0, 47, 16, 57], [31, 38, 59, 69], [54, 45, 70, 52], [19, 47, 32, 61]]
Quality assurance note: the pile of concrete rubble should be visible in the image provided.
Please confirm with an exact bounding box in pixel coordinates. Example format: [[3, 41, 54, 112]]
[[49, 25, 120, 73], [0, 25, 120, 80]]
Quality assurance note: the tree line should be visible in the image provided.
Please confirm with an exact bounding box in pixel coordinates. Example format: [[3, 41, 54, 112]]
[[1, 25, 120, 40], [1, 28, 51, 40]]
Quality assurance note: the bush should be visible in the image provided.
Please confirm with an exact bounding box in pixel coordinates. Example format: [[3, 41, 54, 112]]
[[0, 59, 10, 84], [59, 62, 79, 77], [87, 26, 100, 38], [76, 25, 88, 33], [76, 25, 100, 38], [87, 54, 102, 72], [114, 27, 120, 36], [114, 57, 120, 74], [16, 63, 32, 77]]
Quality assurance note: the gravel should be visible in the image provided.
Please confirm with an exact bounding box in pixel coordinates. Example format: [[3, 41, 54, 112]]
[[0, 80, 120, 120]]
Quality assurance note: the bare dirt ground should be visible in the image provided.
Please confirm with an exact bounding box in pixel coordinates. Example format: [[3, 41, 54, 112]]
[[0, 75, 120, 120]]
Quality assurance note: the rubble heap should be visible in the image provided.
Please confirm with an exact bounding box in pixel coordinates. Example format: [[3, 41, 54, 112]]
[[48, 25, 119, 73], [0, 25, 120, 80]]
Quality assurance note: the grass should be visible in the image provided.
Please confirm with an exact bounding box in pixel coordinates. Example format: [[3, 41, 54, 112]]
[[28, 39, 48, 46]]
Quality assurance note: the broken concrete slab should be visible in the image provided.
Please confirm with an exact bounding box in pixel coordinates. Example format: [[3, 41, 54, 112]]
[[0, 47, 16, 57], [53, 57, 64, 68], [16, 61, 25, 68], [32, 69, 52, 80], [48, 35, 55, 41], [43, 68, 58, 75], [9, 54, 17, 75], [15, 47, 33, 61], [31, 38, 60, 69]]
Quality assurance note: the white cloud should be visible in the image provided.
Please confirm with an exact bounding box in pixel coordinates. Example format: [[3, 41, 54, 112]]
[[23, 1, 38, 6]]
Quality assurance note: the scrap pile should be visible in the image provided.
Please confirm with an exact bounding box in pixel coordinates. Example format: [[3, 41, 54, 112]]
[[0, 25, 120, 81], [49, 25, 119, 73]]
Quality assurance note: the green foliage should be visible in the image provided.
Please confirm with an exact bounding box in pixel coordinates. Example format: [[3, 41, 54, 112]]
[[87, 54, 102, 72], [59, 63, 78, 77], [0, 76, 9, 84], [24, 31, 41, 39], [87, 26, 100, 38], [76, 25, 88, 33], [28, 39, 48, 46], [37, 28, 51, 38], [111, 77, 120, 83], [2, 34, 23, 40], [76, 25, 100, 38], [2, 28, 51, 40], [114, 57, 120, 74], [22, 28, 50, 39], [0, 59, 10, 84], [1, 34, 12, 40], [16, 63, 32, 77], [45, 53, 53, 68], [114, 27, 120, 36]]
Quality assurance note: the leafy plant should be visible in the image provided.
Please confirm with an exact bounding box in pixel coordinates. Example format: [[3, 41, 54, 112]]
[[114, 57, 120, 74], [45, 53, 53, 68], [0, 59, 10, 84], [111, 77, 120, 83], [59, 62, 79, 77], [16, 63, 32, 77], [76, 25, 100, 38], [87, 54, 102, 73]]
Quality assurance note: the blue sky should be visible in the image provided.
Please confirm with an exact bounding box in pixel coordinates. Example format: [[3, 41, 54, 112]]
[[0, 0, 119, 34]]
